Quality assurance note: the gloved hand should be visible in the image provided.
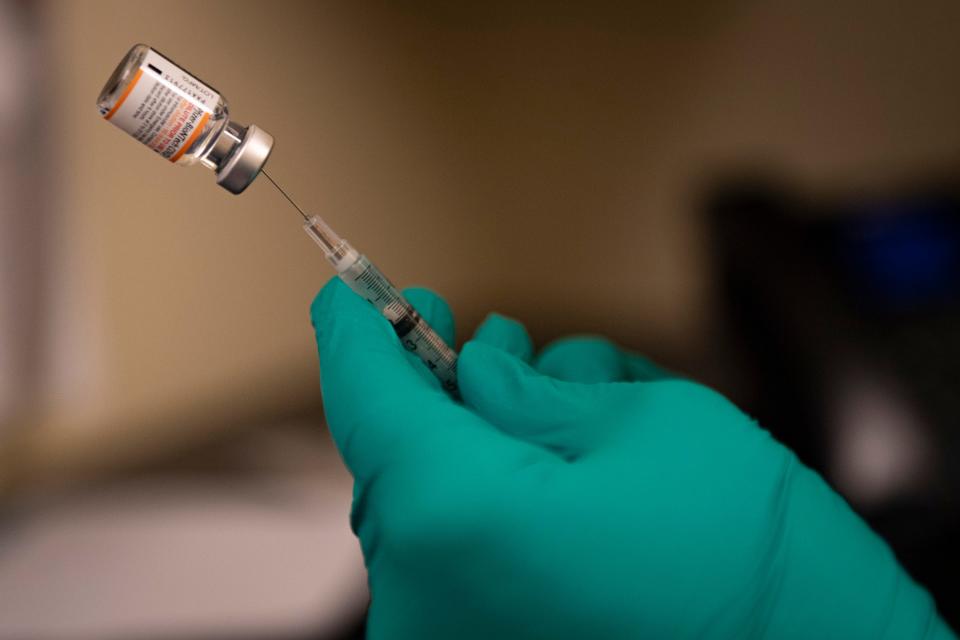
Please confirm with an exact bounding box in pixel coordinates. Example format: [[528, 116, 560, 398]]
[[311, 278, 955, 640]]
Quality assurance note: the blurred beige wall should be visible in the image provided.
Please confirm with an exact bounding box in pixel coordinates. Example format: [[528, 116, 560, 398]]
[[9, 0, 960, 487]]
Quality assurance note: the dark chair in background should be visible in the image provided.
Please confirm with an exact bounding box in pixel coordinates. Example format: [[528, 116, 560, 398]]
[[705, 173, 960, 626]]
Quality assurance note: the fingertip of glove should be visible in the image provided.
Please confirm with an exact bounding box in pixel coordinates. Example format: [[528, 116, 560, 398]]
[[461, 338, 516, 367], [471, 313, 534, 362], [460, 341, 602, 457], [539, 335, 619, 356], [311, 277, 347, 322], [459, 340, 539, 403], [536, 335, 625, 382]]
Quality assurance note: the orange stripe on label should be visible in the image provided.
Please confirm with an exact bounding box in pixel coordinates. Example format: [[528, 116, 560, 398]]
[[169, 112, 210, 163], [104, 68, 143, 121]]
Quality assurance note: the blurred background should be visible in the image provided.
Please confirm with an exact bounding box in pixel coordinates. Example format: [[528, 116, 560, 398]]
[[1, 0, 959, 637]]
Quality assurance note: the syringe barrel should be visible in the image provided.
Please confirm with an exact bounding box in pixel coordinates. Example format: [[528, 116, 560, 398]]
[[304, 217, 459, 395], [339, 255, 459, 396]]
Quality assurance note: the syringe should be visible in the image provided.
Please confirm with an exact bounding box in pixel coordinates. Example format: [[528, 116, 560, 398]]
[[261, 171, 460, 396]]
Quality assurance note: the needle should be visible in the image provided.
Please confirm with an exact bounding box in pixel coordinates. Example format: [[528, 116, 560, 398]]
[[261, 169, 309, 221]]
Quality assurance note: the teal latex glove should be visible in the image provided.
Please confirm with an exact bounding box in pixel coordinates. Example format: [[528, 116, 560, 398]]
[[311, 278, 955, 639]]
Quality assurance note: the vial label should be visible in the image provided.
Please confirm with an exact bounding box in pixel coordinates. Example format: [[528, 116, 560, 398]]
[[101, 49, 220, 162]]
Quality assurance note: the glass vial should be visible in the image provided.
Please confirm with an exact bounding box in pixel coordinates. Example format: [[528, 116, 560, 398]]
[[96, 44, 273, 194]]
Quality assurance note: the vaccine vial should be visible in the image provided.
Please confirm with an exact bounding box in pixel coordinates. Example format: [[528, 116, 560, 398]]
[[96, 44, 273, 194]]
